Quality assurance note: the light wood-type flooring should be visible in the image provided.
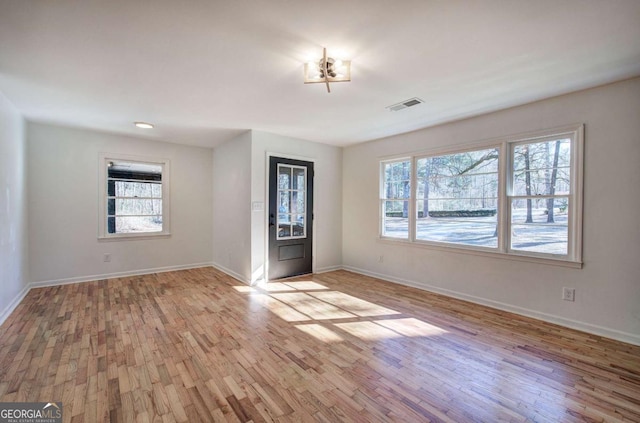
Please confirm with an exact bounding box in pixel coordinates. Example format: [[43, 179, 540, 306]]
[[0, 267, 639, 422]]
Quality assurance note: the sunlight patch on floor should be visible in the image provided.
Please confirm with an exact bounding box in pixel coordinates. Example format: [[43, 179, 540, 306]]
[[260, 282, 299, 292], [233, 286, 256, 293], [270, 293, 356, 320], [308, 291, 401, 317], [236, 281, 447, 341], [334, 321, 401, 340], [250, 294, 311, 322], [295, 324, 344, 342]]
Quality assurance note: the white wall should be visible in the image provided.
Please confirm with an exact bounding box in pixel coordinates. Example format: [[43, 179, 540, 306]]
[[0, 92, 28, 322], [250, 130, 343, 281], [28, 122, 213, 284], [343, 78, 640, 344], [211, 131, 252, 281]]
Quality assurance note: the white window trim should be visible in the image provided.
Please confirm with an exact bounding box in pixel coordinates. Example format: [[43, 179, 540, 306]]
[[378, 124, 584, 267], [98, 153, 171, 240], [276, 163, 308, 241], [379, 158, 412, 240]]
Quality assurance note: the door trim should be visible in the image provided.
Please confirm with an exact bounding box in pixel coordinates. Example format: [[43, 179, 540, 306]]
[[265, 152, 316, 281]]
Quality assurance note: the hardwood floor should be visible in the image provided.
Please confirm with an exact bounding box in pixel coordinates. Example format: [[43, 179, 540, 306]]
[[0, 267, 639, 422]]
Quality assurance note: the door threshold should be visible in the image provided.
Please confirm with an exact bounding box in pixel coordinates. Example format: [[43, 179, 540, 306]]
[[269, 272, 314, 282]]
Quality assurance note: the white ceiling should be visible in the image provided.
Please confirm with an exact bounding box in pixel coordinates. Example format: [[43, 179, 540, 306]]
[[1, 0, 639, 148]]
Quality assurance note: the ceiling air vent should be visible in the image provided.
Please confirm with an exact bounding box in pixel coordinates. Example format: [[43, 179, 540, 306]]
[[386, 97, 424, 111]]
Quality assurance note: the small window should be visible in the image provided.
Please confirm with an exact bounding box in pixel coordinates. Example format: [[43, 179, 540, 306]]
[[99, 154, 170, 239]]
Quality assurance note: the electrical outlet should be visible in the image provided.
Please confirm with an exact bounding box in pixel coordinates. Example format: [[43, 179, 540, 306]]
[[103, 253, 111, 263], [562, 287, 575, 302], [378, 255, 384, 263]]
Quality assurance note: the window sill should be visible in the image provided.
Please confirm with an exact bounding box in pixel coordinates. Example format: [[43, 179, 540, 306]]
[[377, 237, 583, 269], [98, 232, 171, 242]]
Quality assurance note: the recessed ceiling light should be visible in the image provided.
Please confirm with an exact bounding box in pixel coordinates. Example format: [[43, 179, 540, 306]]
[[134, 122, 154, 129]]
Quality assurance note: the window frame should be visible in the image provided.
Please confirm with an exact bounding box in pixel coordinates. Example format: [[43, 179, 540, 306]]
[[379, 124, 584, 267], [412, 145, 501, 252], [98, 153, 171, 240], [380, 158, 412, 240]]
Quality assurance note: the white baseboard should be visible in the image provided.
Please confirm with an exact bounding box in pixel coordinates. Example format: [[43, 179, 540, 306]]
[[0, 284, 31, 327], [211, 262, 250, 285], [315, 265, 343, 274], [0, 262, 215, 327], [343, 265, 640, 346], [30, 262, 215, 289]]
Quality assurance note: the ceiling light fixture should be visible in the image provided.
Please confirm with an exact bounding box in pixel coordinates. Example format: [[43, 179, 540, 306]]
[[303, 48, 351, 93], [134, 122, 154, 129]]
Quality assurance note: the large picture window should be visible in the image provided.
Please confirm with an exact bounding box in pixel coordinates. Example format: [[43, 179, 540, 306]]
[[380, 125, 583, 264], [416, 147, 499, 248], [99, 154, 171, 239]]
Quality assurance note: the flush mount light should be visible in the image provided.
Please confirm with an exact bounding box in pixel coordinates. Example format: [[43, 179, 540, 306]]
[[134, 122, 154, 129], [304, 48, 351, 93]]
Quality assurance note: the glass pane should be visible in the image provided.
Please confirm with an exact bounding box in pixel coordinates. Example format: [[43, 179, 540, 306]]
[[383, 161, 411, 200], [510, 198, 569, 255], [152, 183, 162, 197], [417, 149, 498, 198], [384, 182, 396, 198], [292, 167, 305, 190], [114, 216, 162, 233], [278, 213, 291, 225], [278, 166, 291, 190], [278, 223, 291, 238], [513, 139, 571, 171], [278, 165, 307, 240], [513, 167, 570, 196], [513, 139, 571, 196], [113, 181, 162, 198], [418, 148, 499, 180], [413, 148, 500, 247], [292, 191, 305, 214], [416, 200, 498, 247], [111, 199, 162, 216], [292, 220, 305, 237], [279, 191, 291, 215], [382, 200, 409, 239]]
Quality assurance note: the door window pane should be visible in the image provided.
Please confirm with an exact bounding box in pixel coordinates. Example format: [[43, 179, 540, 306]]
[[277, 164, 306, 240], [293, 167, 305, 190]]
